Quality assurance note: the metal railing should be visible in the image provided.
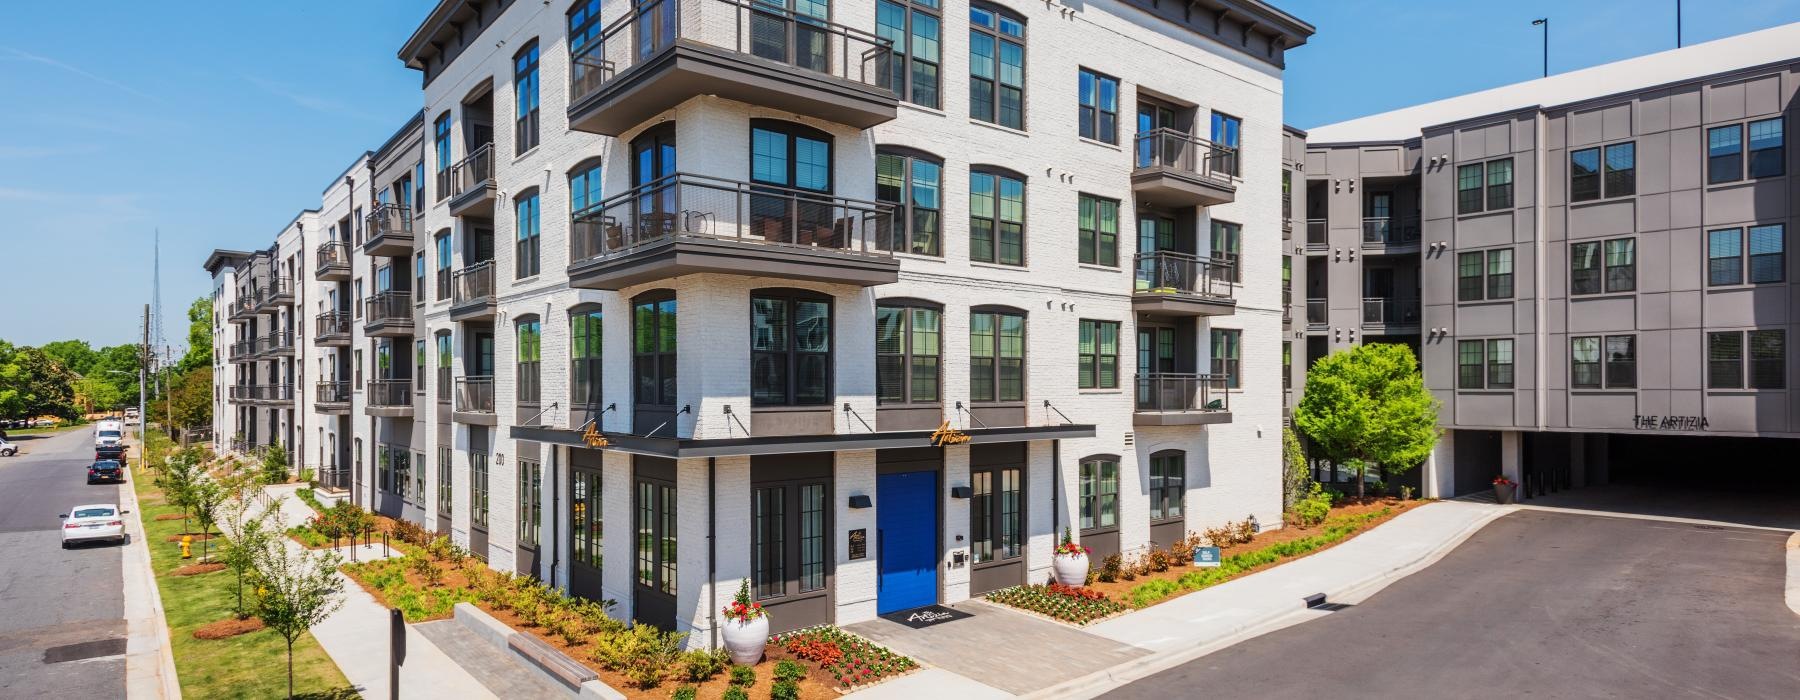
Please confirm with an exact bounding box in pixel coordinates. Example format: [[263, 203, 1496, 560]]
[[1306, 298, 1328, 327], [364, 291, 413, 326], [366, 379, 412, 408], [1361, 216, 1421, 246], [449, 143, 494, 201], [316, 311, 351, 339], [316, 241, 350, 271], [570, 172, 896, 263], [256, 277, 293, 308], [1305, 219, 1328, 249], [316, 381, 351, 405], [317, 465, 352, 492], [1361, 297, 1422, 328], [256, 331, 295, 355], [452, 261, 495, 307], [230, 340, 257, 361], [367, 202, 413, 243], [230, 437, 252, 454], [1132, 128, 1238, 186], [230, 296, 257, 319], [231, 384, 293, 402], [1134, 373, 1230, 413], [568, 0, 895, 107], [1132, 251, 1235, 299], [456, 376, 495, 414]]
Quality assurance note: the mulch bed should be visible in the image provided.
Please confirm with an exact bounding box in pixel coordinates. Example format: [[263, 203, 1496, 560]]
[[193, 616, 264, 640], [171, 562, 226, 576], [153, 513, 186, 521]]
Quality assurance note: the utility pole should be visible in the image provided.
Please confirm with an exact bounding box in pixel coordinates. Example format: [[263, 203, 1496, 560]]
[[1676, 0, 1682, 47], [141, 305, 150, 439], [1532, 18, 1549, 78]]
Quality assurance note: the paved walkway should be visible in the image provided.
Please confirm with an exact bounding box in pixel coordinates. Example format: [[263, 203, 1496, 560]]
[[415, 619, 571, 698], [846, 599, 1147, 695]]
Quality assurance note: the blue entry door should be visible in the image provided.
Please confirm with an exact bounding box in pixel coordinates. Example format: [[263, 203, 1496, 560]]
[[877, 471, 939, 614]]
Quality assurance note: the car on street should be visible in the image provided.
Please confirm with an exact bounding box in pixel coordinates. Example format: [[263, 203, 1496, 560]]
[[87, 459, 125, 484], [60, 504, 127, 547], [0, 438, 17, 457]]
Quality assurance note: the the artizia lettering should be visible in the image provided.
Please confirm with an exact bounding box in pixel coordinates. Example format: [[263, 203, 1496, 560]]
[[907, 609, 955, 624], [1633, 415, 1709, 431], [581, 423, 610, 447], [930, 421, 971, 446]]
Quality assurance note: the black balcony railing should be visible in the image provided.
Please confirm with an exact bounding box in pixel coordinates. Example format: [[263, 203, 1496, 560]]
[[452, 261, 496, 307], [367, 202, 413, 243], [317, 465, 352, 492], [316, 241, 351, 271], [1132, 251, 1234, 299], [316, 381, 351, 405], [230, 340, 257, 361], [1133, 128, 1238, 185], [256, 331, 295, 355], [570, 173, 896, 264], [365, 291, 413, 325], [1362, 216, 1421, 247], [456, 376, 495, 414], [1306, 298, 1328, 327], [1305, 219, 1328, 249], [316, 311, 351, 339], [232, 384, 293, 402], [450, 143, 494, 201], [1134, 373, 1230, 414], [254, 277, 292, 310], [568, 0, 895, 108], [1362, 297, 1422, 328], [366, 379, 412, 408]]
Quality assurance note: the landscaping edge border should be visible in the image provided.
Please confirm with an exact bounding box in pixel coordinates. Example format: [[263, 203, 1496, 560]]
[[450, 602, 626, 700], [123, 435, 183, 700], [1022, 502, 1519, 700]]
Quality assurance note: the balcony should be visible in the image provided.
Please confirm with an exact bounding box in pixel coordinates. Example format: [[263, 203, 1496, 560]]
[[365, 203, 415, 257], [447, 143, 496, 217], [568, 173, 898, 290], [1133, 373, 1232, 426], [256, 331, 295, 358], [1304, 219, 1327, 252], [1282, 192, 1293, 238], [1361, 297, 1422, 333], [1130, 252, 1236, 317], [315, 381, 351, 414], [363, 291, 415, 337], [255, 278, 294, 310], [566, 0, 897, 137], [365, 379, 414, 418], [229, 340, 257, 363], [1130, 129, 1237, 208], [1361, 216, 1421, 253], [1306, 298, 1327, 330], [233, 384, 293, 405], [315, 311, 351, 346], [228, 295, 258, 322], [454, 376, 496, 425], [449, 261, 497, 322], [316, 241, 352, 280], [317, 464, 352, 493]]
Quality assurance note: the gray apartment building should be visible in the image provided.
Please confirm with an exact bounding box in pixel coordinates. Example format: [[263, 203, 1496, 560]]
[[1288, 23, 1800, 499]]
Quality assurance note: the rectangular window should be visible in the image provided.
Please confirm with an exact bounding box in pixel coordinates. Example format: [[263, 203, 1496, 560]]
[[1458, 340, 1484, 389], [571, 309, 603, 408], [875, 151, 942, 256], [877, 0, 942, 109], [1604, 239, 1636, 292], [1078, 458, 1118, 532], [1708, 331, 1742, 389], [1457, 164, 1483, 214], [1458, 252, 1483, 301], [435, 233, 452, 300], [414, 252, 425, 301], [1078, 69, 1118, 144], [1211, 220, 1242, 283], [876, 304, 940, 404], [1570, 148, 1601, 202], [1748, 118, 1785, 178], [1570, 242, 1602, 295], [572, 468, 601, 567], [433, 113, 452, 199], [1210, 328, 1241, 389], [1709, 228, 1743, 286], [970, 310, 1025, 402], [518, 460, 541, 547], [1486, 339, 1514, 389], [969, 6, 1025, 130], [470, 453, 490, 527], [514, 42, 540, 154], [634, 296, 678, 407], [969, 170, 1024, 265], [1077, 194, 1119, 266], [1486, 249, 1513, 299], [516, 192, 540, 279], [437, 446, 452, 516], [1210, 112, 1241, 176], [1708, 125, 1742, 184], [1077, 320, 1119, 389], [436, 333, 453, 402], [1485, 158, 1514, 209], [1604, 142, 1635, 197], [1148, 453, 1184, 522], [1748, 224, 1785, 284], [1605, 335, 1636, 389], [414, 340, 426, 393], [516, 320, 541, 404], [750, 294, 832, 406], [1749, 330, 1786, 389], [1570, 336, 1601, 389]]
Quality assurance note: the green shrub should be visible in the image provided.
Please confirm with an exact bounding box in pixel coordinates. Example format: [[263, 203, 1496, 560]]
[[1289, 482, 1333, 528], [730, 664, 757, 686], [681, 648, 728, 682], [774, 658, 807, 684], [771, 679, 801, 700], [1127, 578, 1180, 607], [723, 686, 750, 700], [672, 687, 697, 700]]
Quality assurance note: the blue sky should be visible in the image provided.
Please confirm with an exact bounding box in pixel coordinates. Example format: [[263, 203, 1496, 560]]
[[2, 1, 1796, 351]]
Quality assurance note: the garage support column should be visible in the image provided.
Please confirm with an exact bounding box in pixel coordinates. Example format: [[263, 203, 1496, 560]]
[[1500, 431, 1524, 491], [1590, 434, 1610, 486], [1569, 435, 1587, 489], [1423, 429, 1456, 499]]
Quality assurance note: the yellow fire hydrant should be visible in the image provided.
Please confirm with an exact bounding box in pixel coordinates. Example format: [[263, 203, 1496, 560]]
[[181, 535, 193, 559]]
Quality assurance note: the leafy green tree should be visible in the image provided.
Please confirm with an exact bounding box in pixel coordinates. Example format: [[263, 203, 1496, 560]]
[[156, 452, 203, 531], [191, 478, 227, 562], [1281, 426, 1312, 510], [261, 439, 291, 484], [252, 538, 344, 698], [180, 297, 213, 372], [220, 480, 274, 618], [95, 344, 146, 403], [1293, 343, 1440, 499], [0, 346, 77, 419], [39, 340, 99, 376], [76, 375, 127, 413]]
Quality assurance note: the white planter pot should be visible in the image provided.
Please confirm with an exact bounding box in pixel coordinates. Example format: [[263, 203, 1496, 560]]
[[721, 614, 770, 665], [1052, 552, 1089, 586]]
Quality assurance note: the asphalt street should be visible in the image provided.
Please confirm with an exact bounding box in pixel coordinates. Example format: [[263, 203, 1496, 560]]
[[0, 427, 129, 698], [1112, 509, 1800, 699]]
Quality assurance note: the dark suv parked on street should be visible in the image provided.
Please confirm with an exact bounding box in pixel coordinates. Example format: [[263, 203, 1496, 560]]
[[87, 459, 124, 485]]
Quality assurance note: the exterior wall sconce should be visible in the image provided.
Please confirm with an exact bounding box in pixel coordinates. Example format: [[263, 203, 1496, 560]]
[[848, 495, 872, 509], [949, 486, 972, 499]]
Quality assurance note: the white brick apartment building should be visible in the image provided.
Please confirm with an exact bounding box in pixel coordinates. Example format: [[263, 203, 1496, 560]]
[[209, 0, 1312, 646]]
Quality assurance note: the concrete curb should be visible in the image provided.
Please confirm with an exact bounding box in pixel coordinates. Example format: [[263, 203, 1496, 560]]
[[450, 603, 625, 700], [1025, 503, 1518, 700], [122, 435, 183, 700], [1785, 532, 1800, 617]]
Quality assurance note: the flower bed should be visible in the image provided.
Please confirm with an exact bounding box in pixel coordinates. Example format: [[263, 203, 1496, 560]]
[[1121, 507, 1395, 608], [985, 583, 1129, 625], [770, 625, 918, 690]]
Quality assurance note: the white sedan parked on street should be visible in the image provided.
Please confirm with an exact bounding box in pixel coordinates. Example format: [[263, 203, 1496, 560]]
[[60, 504, 127, 547]]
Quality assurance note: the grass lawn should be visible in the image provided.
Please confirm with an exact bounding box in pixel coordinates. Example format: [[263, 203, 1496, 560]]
[[4, 423, 83, 437], [132, 460, 357, 699]]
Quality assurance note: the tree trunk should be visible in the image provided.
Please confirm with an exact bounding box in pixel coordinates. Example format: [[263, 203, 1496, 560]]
[[287, 638, 295, 699], [1355, 462, 1366, 500]]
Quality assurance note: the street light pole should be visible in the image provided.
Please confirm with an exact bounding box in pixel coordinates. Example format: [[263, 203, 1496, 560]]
[[141, 304, 150, 439], [1677, 0, 1682, 47], [1532, 18, 1548, 78]]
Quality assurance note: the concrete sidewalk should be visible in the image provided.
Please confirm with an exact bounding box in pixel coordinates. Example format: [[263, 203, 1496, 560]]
[[854, 500, 1512, 699]]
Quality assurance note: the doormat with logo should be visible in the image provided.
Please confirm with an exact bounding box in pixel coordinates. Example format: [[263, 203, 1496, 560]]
[[879, 604, 974, 629]]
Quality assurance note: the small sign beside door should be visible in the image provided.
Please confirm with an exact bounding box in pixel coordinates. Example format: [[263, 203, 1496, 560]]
[[1192, 546, 1221, 567], [848, 528, 867, 561], [879, 604, 972, 629]]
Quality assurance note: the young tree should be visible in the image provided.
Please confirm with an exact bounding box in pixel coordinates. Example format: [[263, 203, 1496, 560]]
[[221, 492, 273, 619], [191, 478, 227, 562], [1281, 426, 1312, 510], [156, 453, 203, 531], [1293, 343, 1440, 499], [261, 439, 290, 485], [253, 539, 345, 698]]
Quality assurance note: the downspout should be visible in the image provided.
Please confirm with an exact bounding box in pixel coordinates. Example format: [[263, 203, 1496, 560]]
[[1051, 441, 1061, 538], [707, 457, 718, 649], [549, 446, 560, 588]]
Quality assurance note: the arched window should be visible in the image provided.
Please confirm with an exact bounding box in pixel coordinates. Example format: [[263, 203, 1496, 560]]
[[875, 148, 942, 255], [969, 167, 1025, 265], [751, 288, 832, 406], [875, 298, 941, 404], [750, 119, 833, 193], [969, 4, 1025, 129], [435, 331, 453, 402], [515, 188, 541, 279], [569, 304, 603, 409], [632, 290, 677, 407], [875, 0, 941, 108], [434, 230, 453, 300], [569, 157, 604, 214], [513, 40, 540, 154], [515, 315, 542, 404]]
